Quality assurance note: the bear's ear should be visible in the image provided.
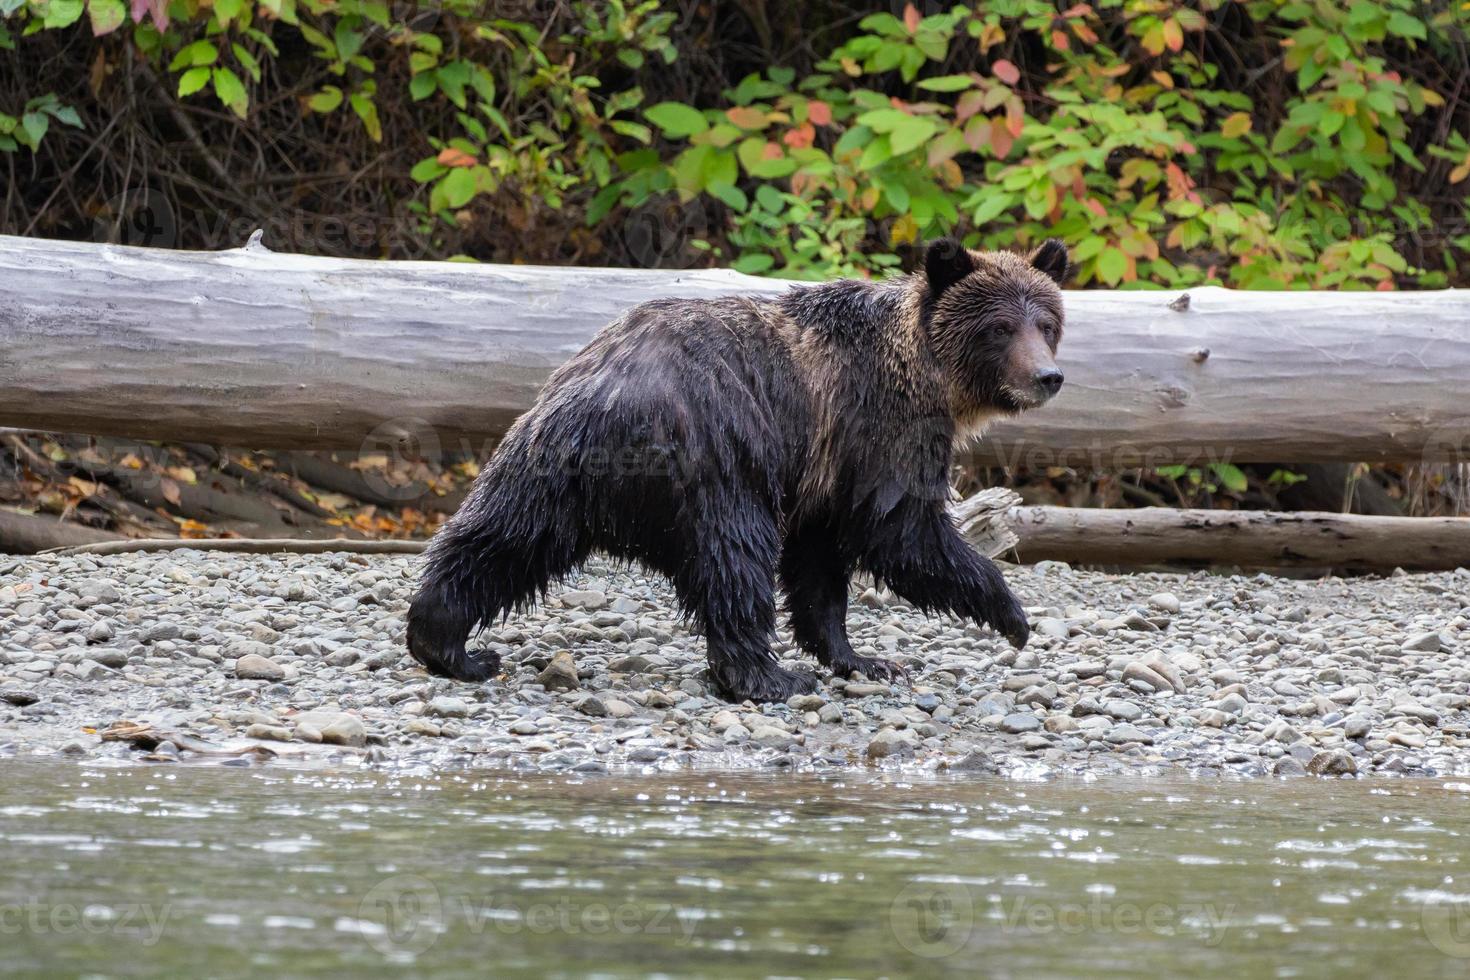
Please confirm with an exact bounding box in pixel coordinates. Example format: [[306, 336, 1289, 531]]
[[924, 238, 977, 299], [1029, 238, 1072, 286]]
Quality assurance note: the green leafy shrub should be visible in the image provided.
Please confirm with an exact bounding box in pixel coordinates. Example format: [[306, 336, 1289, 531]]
[[1, 0, 1467, 287]]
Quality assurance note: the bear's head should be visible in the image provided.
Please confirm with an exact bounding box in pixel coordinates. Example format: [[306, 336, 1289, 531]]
[[921, 237, 1070, 421]]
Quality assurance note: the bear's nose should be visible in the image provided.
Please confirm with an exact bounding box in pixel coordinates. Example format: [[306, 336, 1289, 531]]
[[1034, 368, 1064, 398]]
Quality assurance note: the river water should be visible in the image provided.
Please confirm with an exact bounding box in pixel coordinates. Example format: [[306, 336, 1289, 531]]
[[1, 760, 1468, 977]]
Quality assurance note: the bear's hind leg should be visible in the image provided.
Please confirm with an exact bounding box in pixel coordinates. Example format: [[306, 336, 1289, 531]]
[[678, 514, 817, 704], [782, 536, 907, 684], [407, 473, 586, 682]]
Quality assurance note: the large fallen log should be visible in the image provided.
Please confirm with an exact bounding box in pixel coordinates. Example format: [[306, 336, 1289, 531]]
[[983, 506, 1470, 573], [31, 500, 1470, 573], [3, 233, 1470, 465]]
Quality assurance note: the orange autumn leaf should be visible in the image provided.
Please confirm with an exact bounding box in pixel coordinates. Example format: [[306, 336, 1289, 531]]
[[992, 59, 1021, 85], [990, 118, 1014, 157], [1005, 99, 1025, 137], [1163, 18, 1184, 52], [726, 106, 768, 130], [807, 100, 831, 126], [436, 147, 478, 168]]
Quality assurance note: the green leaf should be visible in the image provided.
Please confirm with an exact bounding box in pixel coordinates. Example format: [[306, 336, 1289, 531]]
[[708, 182, 747, 212], [86, 0, 125, 35], [307, 85, 342, 113], [888, 116, 937, 155], [1386, 12, 1426, 40], [409, 72, 436, 101], [0, 0, 25, 15], [1210, 463, 1249, 494], [731, 253, 775, 274], [41, 0, 84, 28], [440, 167, 476, 209], [214, 0, 243, 23], [19, 112, 48, 148], [169, 41, 218, 71], [177, 66, 212, 97], [970, 192, 1012, 226], [212, 67, 248, 119], [645, 102, 707, 138], [1096, 246, 1128, 285], [436, 61, 470, 109], [410, 157, 447, 182], [349, 91, 381, 142], [45, 103, 82, 128], [917, 74, 974, 92], [334, 19, 364, 61]]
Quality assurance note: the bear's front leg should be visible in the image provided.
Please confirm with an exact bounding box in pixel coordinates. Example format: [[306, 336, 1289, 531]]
[[861, 502, 1030, 648], [675, 511, 819, 704], [781, 533, 907, 684]]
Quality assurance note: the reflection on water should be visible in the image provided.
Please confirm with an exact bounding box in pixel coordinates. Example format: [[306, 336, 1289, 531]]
[[1, 761, 1468, 977]]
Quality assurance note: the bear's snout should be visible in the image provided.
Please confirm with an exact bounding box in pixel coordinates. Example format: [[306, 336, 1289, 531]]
[[1033, 367, 1064, 401]]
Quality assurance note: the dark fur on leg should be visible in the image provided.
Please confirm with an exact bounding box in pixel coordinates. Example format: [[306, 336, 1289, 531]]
[[405, 437, 586, 682], [782, 529, 907, 684], [680, 510, 818, 704], [862, 502, 1030, 649], [406, 588, 500, 681]]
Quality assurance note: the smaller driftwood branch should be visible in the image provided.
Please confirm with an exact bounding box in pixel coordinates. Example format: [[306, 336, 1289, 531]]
[[972, 506, 1470, 573], [39, 537, 425, 557]]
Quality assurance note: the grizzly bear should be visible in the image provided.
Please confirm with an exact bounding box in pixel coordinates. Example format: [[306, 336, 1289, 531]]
[[407, 238, 1069, 703]]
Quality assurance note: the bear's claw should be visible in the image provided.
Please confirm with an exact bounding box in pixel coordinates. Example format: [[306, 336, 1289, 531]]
[[832, 654, 909, 686]]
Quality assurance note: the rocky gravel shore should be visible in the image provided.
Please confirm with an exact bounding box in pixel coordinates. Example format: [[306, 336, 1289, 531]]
[[1, 550, 1468, 778]]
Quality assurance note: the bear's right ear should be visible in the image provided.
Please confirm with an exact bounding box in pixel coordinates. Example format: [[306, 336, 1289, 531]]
[[924, 238, 976, 300]]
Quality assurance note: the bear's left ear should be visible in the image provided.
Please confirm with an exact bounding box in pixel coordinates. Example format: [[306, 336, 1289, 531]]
[[924, 238, 976, 300], [1029, 238, 1072, 286]]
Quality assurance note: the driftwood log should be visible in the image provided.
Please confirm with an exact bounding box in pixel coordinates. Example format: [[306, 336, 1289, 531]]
[[34, 500, 1470, 572], [4, 234, 1470, 466], [983, 506, 1470, 573]]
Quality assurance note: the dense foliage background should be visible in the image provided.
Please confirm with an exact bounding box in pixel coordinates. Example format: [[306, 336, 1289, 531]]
[[3, 0, 1468, 289]]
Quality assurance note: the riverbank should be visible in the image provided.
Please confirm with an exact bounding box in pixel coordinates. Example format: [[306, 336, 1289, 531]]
[[1, 551, 1467, 777]]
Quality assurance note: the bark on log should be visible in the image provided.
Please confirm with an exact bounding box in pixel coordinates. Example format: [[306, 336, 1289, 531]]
[[3, 234, 1470, 465], [990, 506, 1470, 572]]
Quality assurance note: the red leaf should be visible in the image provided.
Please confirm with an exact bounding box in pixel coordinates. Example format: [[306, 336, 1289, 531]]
[[807, 100, 831, 126], [782, 123, 814, 149], [131, 0, 167, 29], [993, 60, 1021, 85], [990, 118, 1014, 157], [903, 3, 920, 33]]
